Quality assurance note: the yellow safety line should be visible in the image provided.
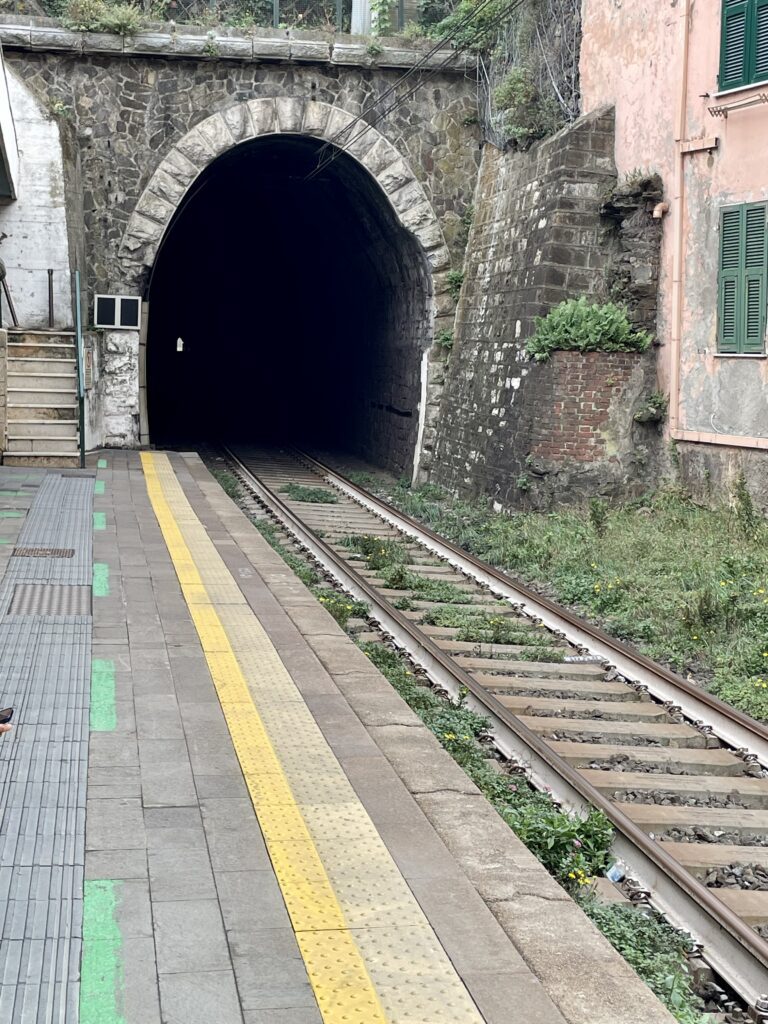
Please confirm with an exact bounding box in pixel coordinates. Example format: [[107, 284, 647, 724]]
[[140, 452, 388, 1024]]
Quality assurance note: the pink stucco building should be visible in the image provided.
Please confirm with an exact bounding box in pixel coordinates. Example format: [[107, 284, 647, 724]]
[[581, 0, 768, 494]]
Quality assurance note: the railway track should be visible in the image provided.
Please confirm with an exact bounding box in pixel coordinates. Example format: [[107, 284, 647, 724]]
[[220, 443, 768, 1015]]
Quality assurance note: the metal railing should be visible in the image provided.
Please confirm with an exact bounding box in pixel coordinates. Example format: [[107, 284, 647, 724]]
[[74, 270, 85, 469]]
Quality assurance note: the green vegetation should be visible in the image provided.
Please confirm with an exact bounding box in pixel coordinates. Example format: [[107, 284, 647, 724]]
[[435, 328, 454, 353], [447, 269, 464, 302], [211, 468, 242, 502], [371, 480, 768, 722], [527, 298, 652, 362], [61, 0, 146, 34], [312, 590, 369, 629], [381, 564, 473, 604], [580, 902, 708, 1023], [281, 484, 338, 504], [340, 534, 413, 570], [253, 519, 320, 588], [492, 66, 562, 146]]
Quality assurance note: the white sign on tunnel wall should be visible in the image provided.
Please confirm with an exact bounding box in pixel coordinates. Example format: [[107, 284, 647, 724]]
[[93, 294, 141, 330]]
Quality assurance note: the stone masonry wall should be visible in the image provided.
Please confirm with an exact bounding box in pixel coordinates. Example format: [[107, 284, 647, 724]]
[[2, 34, 478, 301], [430, 107, 664, 507]]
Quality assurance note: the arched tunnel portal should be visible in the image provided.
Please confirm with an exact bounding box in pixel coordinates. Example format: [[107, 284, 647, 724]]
[[146, 133, 434, 477]]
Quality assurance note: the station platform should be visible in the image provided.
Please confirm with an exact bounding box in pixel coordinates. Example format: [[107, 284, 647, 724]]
[[0, 451, 675, 1024]]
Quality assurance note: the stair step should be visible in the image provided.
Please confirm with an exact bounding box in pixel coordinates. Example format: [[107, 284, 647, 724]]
[[7, 358, 76, 374], [8, 389, 78, 405], [6, 438, 79, 454], [2, 454, 81, 468], [9, 420, 78, 438], [7, 405, 78, 420], [7, 374, 77, 390], [8, 343, 76, 360]]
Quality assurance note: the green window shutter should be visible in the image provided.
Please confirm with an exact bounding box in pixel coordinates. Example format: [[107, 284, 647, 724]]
[[742, 203, 767, 352], [754, 0, 768, 81], [718, 206, 743, 353], [720, 0, 751, 89]]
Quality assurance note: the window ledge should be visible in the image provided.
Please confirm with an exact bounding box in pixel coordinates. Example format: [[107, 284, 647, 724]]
[[714, 79, 768, 99], [713, 352, 767, 359]]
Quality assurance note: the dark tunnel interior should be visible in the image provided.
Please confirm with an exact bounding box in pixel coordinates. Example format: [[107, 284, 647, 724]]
[[147, 134, 431, 477]]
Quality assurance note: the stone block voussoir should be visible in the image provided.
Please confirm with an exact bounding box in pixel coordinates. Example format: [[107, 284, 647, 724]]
[[403, 203, 439, 234], [222, 102, 253, 144], [324, 106, 357, 148], [197, 112, 235, 159], [161, 148, 199, 189], [176, 126, 215, 169], [247, 98, 277, 138], [427, 245, 451, 271], [135, 190, 174, 227], [361, 135, 399, 177], [123, 213, 163, 248], [302, 101, 332, 138], [275, 97, 305, 133], [378, 158, 413, 194], [389, 179, 427, 216]]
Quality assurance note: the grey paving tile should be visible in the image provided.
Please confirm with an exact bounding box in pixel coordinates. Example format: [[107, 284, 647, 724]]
[[153, 900, 231, 974], [148, 848, 216, 902], [115, 879, 154, 938], [145, 826, 209, 854], [85, 798, 146, 851], [138, 739, 190, 764], [461, 971, 567, 1024], [123, 935, 162, 1024], [216, 871, 292, 933], [159, 969, 243, 1024], [243, 1010, 322, 1024], [193, 774, 250, 801], [142, 762, 198, 808], [229, 927, 316, 1012], [85, 849, 148, 881]]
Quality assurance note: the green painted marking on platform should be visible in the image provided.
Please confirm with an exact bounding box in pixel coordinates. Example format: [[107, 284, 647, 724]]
[[0, 510, 22, 518], [91, 659, 116, 732], [98, 458, 108, 469], [0, 489, 21, 496], [93, 563, 110, 597], [94, 480, 105, 496], [80, 879, 125, 1024], [93, 512, 106, 531]]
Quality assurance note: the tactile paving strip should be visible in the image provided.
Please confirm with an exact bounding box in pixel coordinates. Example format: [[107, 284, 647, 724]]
[[142, 452, 486, 1024], [0, 469, 92, 1024]]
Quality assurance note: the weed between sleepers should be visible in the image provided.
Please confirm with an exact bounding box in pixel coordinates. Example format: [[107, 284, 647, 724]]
[[280, 483, 339, 504]]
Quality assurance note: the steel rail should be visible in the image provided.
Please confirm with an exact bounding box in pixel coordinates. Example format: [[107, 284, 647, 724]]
[[302, 451, 768, 766], [224, 445, 768, 1007]]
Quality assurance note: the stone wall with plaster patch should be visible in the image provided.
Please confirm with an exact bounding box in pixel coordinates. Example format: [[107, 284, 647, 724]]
[[86, 330, 140, 449]]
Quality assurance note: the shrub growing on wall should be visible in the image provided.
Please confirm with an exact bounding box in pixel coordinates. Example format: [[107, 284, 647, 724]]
[[526, 297, 652, 362]]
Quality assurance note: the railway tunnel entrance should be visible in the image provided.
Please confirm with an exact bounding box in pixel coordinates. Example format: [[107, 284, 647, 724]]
[[146, 133, 433, 478]]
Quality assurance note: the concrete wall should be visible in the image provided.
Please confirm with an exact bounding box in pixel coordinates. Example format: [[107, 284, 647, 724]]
[[581, 0, 768, 500], [429, 108, 664, 508], [0, 65, 71, 328]]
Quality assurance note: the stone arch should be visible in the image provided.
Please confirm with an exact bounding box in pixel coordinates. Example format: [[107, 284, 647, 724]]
[[123, 97, 453, 479], [120, 97, 451, 284]]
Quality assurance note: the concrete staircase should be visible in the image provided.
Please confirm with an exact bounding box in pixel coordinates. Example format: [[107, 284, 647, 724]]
[[3, 330, 80, 467]]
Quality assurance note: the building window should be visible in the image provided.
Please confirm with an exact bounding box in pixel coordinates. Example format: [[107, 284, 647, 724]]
[[718, 203, 767, 353], [720, 0, 768, 90]]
